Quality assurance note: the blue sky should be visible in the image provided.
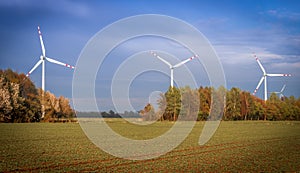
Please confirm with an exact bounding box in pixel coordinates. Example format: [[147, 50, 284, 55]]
[[0, 0, 299, 111]]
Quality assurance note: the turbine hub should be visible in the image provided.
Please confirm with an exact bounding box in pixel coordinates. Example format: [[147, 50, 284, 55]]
[[40, 55, 45, 60]]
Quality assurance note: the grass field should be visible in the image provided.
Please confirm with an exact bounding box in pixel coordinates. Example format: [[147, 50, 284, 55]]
[[1, 121, 300, 172]]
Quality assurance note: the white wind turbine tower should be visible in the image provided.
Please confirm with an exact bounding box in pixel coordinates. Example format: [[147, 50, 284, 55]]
[[26, 26, 75, 118], [253, 54, 291, 101], [150, 51, 198, 88]]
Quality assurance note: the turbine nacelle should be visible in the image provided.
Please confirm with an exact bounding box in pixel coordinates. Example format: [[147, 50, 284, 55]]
[[150, 51, 197, 88]]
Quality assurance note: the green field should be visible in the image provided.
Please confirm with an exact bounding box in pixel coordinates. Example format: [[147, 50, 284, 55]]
[[1, 121, 300, 172]]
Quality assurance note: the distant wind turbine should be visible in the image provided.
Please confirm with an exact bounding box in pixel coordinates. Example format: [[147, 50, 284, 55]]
[[150, 51, 197, 88], [26, 26, 75, 118], [271, 84, 286, 99], [252, 54, 291, 101]]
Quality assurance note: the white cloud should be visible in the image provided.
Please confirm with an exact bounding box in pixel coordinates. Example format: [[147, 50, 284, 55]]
[[215, 45, 284, 65], [265, 9, 300, 21], [58, 1, 90, 18], [270, 61, 300, 69]]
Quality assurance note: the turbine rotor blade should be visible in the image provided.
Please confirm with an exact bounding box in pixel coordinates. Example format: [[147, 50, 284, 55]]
[[267, 73, 291, 77], [281, 84, 286, 93], [26, 59, 43, 77], [45, 57, 75, 69], [150, 51, 172, 68], [38, 26, 46, 57], [173, 54, 198, 68], [254, 54, 266, 74], [253, 76, 264, 95]]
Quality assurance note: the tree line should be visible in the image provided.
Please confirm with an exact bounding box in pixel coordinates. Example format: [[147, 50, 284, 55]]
[[1, 69, 299, 122], [140, 86, 300, 121], [0, 69, 75, 122], [77, 110, 141, 118]]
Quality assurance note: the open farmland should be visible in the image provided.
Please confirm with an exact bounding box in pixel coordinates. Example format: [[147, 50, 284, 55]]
[[0, 121, 300, 172]]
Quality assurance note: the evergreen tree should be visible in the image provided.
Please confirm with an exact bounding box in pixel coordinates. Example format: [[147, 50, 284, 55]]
[[163, 86, 181, 121]]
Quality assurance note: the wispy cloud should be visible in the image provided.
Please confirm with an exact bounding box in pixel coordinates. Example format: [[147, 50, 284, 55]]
[[0, 0, 91, 18], [270, 61, 300, 70], [215, 45, 284, 65], [264, 9, 300, 22]]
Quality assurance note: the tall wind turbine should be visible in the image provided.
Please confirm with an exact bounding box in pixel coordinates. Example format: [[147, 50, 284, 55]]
[[26, 26, 75, 118], [253, 54, 291, 101], [150, 51, 197, 88]]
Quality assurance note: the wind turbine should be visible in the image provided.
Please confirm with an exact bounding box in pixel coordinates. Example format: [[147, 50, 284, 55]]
[[150, 51, 197, 88], [26, 26, 75, 118], [272, 84, 286, 99], [252, 54, 291, 101]]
